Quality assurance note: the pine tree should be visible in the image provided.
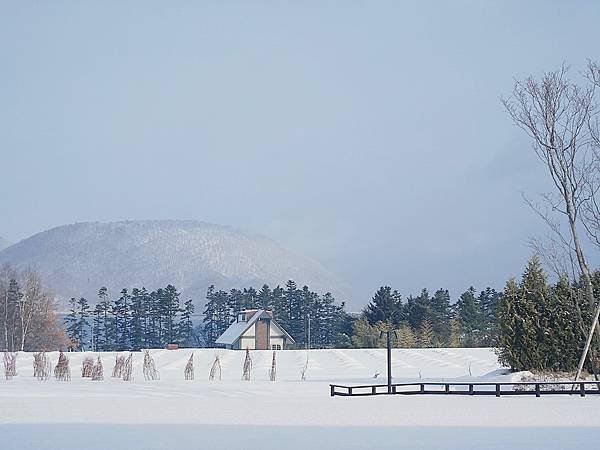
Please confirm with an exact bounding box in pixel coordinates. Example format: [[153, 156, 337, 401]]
[[456, 287, 482, 346], [430, 288, 451, 342], [129, 288, 147, 351], [65, 297, 90, 350], [478, 287, 502, 346], [257, 284, 272, 310], [178, 298, 195, 347], [162, 285, 181, 345], [113, 289, 131, 351], [364, 286, 403, 326], [497, 278, 527, 370]]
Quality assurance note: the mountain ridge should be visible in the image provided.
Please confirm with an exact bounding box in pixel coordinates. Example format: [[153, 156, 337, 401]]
[[0, 220, 344, 307]]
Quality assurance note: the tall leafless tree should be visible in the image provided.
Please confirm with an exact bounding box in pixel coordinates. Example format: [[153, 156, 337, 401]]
[[503, 63, 600, 380]]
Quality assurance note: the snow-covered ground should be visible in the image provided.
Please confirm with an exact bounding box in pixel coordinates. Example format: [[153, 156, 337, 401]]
[[1, 348, 598, 449]]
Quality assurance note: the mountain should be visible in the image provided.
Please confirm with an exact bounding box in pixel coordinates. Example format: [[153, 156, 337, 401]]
[[0, 220, 343, 308], [0, 236, 9, 251]]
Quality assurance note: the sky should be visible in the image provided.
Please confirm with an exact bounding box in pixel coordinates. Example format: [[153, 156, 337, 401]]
[[1, 1, 600, 308]]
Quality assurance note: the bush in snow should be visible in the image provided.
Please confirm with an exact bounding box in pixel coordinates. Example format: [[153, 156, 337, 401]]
[[3, 352, 17, 380], [184, 353, 194, 381], [209, 355, 221, 381], [143, 350, 159, 381], [242, 348, 252, 381], [54, 351, 71, 381]]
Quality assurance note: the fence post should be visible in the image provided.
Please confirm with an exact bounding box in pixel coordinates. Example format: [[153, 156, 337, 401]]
[[348, 387, 353, 396], [445, 384, 450, 394], [469, 384, 474, 396], [496, 384, 500, 397], [535, 384, 540, 398], [330, 385, 335, 397], [372, 386, 376, 395], [580, 383, 585, 397], [420, 384, 425, 393]]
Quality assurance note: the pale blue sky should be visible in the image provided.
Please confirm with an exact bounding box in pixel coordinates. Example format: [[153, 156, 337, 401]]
[[1, 1, 599, 307]]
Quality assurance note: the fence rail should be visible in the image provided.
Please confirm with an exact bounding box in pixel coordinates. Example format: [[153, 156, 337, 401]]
[[330, 381, 600, 398]]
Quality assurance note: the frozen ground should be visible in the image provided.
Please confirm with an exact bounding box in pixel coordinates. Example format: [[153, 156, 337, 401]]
[[0, 348, 598, 449]]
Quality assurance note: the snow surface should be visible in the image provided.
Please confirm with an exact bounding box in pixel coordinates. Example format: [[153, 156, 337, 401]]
[[0, 348, 598, 449]]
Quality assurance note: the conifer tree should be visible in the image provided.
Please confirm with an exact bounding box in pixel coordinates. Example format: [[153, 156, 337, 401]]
[[456, 287, 482, 346], [178, 298, 195, 346], [397, 322, 416, 348], [65, 297, 90, 350], [364, 286, 403, 326], [430, 288, 451, 342], [129, 288, 147, 350], [418, 318, 435, 348], [113, 289, 131, 351], [449, 318, 461, 348]]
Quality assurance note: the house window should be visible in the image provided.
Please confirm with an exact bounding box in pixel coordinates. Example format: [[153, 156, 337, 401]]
[[272, 344, 281, 350], [238, 313, 246, 322]]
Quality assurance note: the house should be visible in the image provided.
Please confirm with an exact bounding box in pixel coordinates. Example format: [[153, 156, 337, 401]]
[[215, 309, 295, 350]]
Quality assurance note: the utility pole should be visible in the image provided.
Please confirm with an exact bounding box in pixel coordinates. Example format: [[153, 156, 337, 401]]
[[387, 330, 392, 394]]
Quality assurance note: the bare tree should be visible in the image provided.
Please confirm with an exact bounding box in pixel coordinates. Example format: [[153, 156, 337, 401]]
[[300, 354, 308, 381], [81, 357, 94, 378], [3, 352, 17, 380], [503, 64, 600, 380], [33, 352, 51, 381], [143, 350, 159, 381], [112, 354, 125, 378], [54, 351, 71, 381], [242, 348, 252, 381], [91, 357, 104, 381], [209, 355, 222, 381], [122, 353, 133, 381], [184, 352, 194, 380], [269, 351, 276, 381]]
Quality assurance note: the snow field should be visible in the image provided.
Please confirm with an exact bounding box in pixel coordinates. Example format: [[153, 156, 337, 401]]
[[0, 348, 598, 450]]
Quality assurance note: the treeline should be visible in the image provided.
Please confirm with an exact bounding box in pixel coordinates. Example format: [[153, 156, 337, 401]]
[[497, 256, 599, 372], [353, 285, 501, 349], [65, 285, 196, 351], [0, 264, 66, 351], [202, 280, 352, 348]]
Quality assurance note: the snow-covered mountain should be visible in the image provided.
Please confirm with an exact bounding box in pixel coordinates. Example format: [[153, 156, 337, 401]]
[[0, 220, 343, 307], [0, 236, 10, 251]]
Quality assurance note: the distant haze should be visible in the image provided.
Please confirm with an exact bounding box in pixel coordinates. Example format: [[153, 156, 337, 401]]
[[2, 2, 600, 308], [0, 220, 343, 308]]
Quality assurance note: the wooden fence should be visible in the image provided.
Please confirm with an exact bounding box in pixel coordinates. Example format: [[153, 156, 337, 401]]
[[330, 381, 600, 398]]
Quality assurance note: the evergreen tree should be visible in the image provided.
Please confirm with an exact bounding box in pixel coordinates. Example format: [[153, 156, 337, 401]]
[[257, 284, 272, 309], [113, 289, 131, 350], [129, 288, 147, 350], [455, 287, 482, 346], [430, 288, 451, 342], [364, 286, 403, 326], [478, 287, 502, 346], [162, 284, 181, 344], [178, 298, 195, 346], [65, 297, 90, 350]]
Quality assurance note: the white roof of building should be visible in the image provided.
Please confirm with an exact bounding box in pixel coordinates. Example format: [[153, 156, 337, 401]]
[[215, 310, 295, 345]]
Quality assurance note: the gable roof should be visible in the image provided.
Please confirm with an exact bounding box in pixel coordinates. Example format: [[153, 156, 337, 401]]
[[215, 309, 295, 345]]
